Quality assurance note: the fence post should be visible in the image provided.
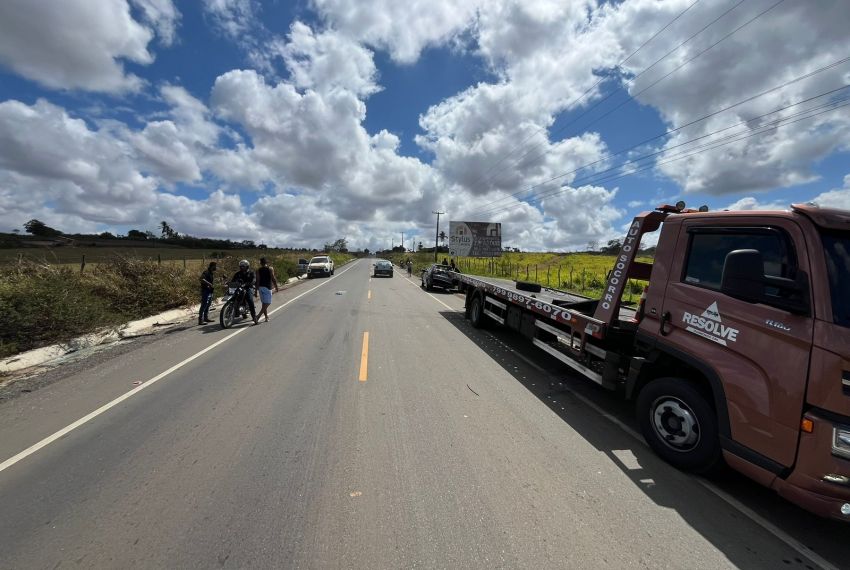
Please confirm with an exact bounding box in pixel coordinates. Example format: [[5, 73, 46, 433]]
[[535, 265, 538, 281], [157, 254, 161, 265], [80, 255, 86, 273], [526, 264, 529, 280], [183, 257, 187, 269], [558, 266, 561, 287], [547, 266, 550, 287], [582, 268, 585, 290]]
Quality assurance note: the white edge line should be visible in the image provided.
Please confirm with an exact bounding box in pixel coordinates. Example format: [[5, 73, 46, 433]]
[[0, 260, 360, 474], [485, 331, 837, 570], [402, 275, 460, 313]]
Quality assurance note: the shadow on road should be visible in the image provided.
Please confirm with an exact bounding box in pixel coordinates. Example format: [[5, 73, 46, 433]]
[[438, 309, 847, 570]]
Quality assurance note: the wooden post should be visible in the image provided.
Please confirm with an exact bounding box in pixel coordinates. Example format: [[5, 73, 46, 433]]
[[526, 264, 529, 280], [535, 265, 538, 281], [558, 266, 561, 287], [547, 266, 550, 287], [157, 254, 161, 265], [183, 257, 187, 269], [80, 255, 86, 273]]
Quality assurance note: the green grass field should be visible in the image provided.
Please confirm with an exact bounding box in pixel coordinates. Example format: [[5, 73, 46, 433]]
[[384, 251, 650, 300]]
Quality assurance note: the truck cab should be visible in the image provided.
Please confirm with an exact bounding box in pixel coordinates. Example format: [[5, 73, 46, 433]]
[[636, 204, 850, 520]]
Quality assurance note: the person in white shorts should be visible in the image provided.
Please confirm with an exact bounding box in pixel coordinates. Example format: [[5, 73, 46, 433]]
[[255, 257, 279, 322]]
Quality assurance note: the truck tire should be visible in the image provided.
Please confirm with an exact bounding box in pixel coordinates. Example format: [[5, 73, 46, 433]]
[[468, 294, 488, 329], [515, 280, 542, 293], [636, 377, 721, 474]]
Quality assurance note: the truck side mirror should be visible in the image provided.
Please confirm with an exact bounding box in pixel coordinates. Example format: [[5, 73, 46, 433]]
[[721, 249, 764, 302], [722, 249, 811, 315]]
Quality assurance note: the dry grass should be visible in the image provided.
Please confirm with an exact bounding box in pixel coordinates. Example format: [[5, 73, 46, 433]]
[[0, 251, 356, 358]]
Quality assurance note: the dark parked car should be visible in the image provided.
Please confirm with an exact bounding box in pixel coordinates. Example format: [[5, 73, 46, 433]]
[[373, 259, 393, 277], [421, 264, 455, 291]]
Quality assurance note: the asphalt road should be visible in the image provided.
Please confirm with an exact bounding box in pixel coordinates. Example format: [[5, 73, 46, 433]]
[[0, 259, 847, 569]]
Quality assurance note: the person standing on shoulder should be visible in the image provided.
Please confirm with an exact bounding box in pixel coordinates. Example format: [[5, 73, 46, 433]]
[[232, 259, 259, 325], [256, 257, 279, 323], [199, 261, 217, 325]]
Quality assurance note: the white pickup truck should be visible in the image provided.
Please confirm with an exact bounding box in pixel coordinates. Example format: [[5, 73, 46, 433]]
[[307, 256, 334, 278]]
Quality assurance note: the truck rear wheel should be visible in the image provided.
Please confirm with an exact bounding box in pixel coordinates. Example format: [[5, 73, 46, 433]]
[[636, 377, 721, 474], [468, 294, 488, 329]]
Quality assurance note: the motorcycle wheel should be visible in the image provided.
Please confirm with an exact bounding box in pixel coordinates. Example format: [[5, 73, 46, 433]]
[[220, 300, 236, 329]]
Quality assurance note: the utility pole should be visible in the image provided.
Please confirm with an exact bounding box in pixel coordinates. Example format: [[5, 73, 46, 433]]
[[432, 211, 445, 262], [401, 232, 404, 250]]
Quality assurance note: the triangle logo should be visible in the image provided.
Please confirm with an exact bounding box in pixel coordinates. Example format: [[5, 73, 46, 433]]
[[701, 301, 722, 322]]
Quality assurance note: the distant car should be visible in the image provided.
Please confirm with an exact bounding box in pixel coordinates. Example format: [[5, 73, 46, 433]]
[[421, 264, 455, 291], [373, 259, 393, 277], [307, 256, 334, 278]]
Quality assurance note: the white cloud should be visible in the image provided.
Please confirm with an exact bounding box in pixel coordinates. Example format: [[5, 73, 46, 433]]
[[724, 174, 850, 212], [202, 0, 258, 41], [278, 22, 380, 97], [131, 0, 181, 46], [0, 0, 177, 93], [606, 0, 850, 196], [811, 174, 850, 211], [311, 0, 482, 64], [0, 99, 158, 224]]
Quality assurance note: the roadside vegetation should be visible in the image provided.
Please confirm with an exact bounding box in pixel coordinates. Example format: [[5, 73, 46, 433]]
[[0, 251, 355, 359], [382, 251, 650, 300]]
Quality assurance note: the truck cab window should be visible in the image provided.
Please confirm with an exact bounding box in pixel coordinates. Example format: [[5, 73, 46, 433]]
[[822, 232, 850, 328], [683, 229, 795, 291]]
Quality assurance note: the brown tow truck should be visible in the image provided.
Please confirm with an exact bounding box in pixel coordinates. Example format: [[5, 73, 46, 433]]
[[456, 202, 850, 521]]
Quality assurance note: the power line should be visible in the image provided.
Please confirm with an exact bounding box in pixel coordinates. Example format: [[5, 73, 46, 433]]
[[473, 99, 850, 217], [474, 94, 850, 216], [462, 0, 705, 193], [467, 55, 850, 216], [469, 0, 745, 194], [483, 0, 787, 198]]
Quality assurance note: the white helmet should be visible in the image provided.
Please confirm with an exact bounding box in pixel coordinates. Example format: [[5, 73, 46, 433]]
[[239, 259, 249, 268]]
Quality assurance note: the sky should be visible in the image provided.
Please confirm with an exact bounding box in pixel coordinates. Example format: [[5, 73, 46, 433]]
[[0, 0, 848, 252]]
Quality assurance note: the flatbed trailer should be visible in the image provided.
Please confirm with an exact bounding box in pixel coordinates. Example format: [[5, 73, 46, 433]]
[[454, 273, 637, 391]]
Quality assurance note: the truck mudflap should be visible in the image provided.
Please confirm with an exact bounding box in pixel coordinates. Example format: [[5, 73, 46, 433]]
[[771, 411, 850, 521]]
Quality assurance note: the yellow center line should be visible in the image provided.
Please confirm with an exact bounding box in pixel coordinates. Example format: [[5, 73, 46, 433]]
[[359, 331, 369, 382]]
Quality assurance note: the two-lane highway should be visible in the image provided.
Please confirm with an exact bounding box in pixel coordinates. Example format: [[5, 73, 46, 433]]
[[0, 259, 844, 568]]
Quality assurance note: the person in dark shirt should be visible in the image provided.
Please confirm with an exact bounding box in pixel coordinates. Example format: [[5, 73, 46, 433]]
[[232, 259, 259, 325], [255, 257, 279, 323], [198, 262, 217, 325]]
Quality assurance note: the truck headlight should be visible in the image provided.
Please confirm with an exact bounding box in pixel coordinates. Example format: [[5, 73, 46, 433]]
[[833, 426, 850, 460]]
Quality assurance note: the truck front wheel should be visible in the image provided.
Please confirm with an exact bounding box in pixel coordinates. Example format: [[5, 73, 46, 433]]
[[636, 377, 721, 474]]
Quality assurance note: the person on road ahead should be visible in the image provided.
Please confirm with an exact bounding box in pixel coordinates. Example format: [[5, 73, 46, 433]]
[[255, 257, 279, 323], [406, 260, 412, 277], [198, 261, 217, 325], [232, 259, 259, 325]]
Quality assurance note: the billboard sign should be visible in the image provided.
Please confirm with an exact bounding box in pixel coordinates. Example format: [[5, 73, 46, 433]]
[[449, 221, 502, 257]]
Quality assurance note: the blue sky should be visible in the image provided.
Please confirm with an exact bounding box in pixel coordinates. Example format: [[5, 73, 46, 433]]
[[0, 0, 848, 251]]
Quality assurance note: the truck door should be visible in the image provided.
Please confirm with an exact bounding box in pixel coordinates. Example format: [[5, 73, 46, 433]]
[[660, 218, 814, 468]]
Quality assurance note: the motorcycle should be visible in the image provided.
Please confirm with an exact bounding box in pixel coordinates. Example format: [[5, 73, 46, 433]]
[[219, 281, 252, 329]]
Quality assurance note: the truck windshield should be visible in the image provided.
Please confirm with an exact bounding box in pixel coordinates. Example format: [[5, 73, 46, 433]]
[[822, 231, 850, 328]]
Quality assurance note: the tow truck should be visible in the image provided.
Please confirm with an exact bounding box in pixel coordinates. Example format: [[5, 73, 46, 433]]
[[456, 202, 850, 521]]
